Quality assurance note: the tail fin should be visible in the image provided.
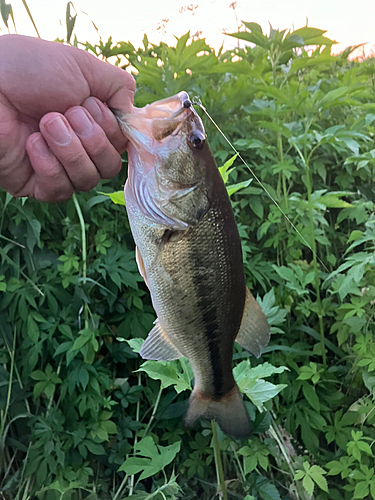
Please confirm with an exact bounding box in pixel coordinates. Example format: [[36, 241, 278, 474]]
[[184, 385, 251, 440]]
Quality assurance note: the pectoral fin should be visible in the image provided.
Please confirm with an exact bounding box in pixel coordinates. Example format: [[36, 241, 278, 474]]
[[235, 287, 270, 358], [140, 319, 183, 360]]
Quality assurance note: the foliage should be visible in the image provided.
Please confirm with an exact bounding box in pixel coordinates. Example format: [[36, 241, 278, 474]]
[[1, 12, 375, 500]]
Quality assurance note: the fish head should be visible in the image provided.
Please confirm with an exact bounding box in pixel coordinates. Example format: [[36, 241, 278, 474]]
[[114, 92, 212, 229], [114, 91, 206, 179]]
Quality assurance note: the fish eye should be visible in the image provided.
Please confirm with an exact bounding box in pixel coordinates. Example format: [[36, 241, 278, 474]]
[[189, 133, 205, 150]]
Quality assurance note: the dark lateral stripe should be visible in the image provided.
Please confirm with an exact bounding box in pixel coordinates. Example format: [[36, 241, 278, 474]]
[[190, 242, 224, 398], [203, 302, 224, 398]]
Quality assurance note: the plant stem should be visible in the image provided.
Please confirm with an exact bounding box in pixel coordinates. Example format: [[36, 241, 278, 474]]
[[230, 442, 246, 483], [21, 0, 40, 37], [143, 384, 163, 437], [112, 474, 129, 500], [304, 161, 326, 366], [72, 194, 87, 285], [267, 421, 307, 500], [129, 372, 142, 496], [72, 193, 89, 330], [211, 421, 227, 500], [277, 133, 288, 210], [291, 141, 326, 366], [0, 329, 16, 441]]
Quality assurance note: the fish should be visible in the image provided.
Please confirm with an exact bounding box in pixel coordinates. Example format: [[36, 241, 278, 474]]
[[113, 91, 270, 439]]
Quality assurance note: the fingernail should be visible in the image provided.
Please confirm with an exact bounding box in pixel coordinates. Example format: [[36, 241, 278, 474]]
[[45, 116, 71, 145], [31, 135, 51, 159], [84, 98, 103, 123], [68, 108, 93, 137]]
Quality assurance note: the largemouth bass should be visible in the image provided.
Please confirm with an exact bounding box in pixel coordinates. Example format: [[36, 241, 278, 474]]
[[114, 92, 270, 439]]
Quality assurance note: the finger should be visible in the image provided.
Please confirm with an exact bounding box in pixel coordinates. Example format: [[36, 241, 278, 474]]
[[76, 51, 136, 111], [26, 133, 74, 202], [39, 112, 100, 192], [83, 97, 128, 153], [65, 106, 123, 179]]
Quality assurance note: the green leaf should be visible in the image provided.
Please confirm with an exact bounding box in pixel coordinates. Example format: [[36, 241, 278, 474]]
[[137, 360, 192, 393], [244, 455, 258, 474], [43, 381, 56, 399], [234, 361, 288, 382], [357, 440, 373, 455], [318, 86, 362, 109], [316, 193, 353, 208], [310, 465, 328, 492], [119, 457, 149, 476], [255, 476, 281, 500], [242, 22, 263, 34], [98, 191, 125, 206], [294, 471, 305, 481], [66, 1, 77, 43], [353, 481, 369, 499], [257, 121, 292, 138], [33, 381, 47, 399], [241, 379, 287, 406], [71, 329, 92, 351], [227, 178, 252, 197], [302, 383, 320, 412], [218, 154, 238, 184], [27, 316, 39, 343], [78, 366, 89, 390], [119, 437, 181, 480], [123, 337, 144, 353], [30, 370, 47, 381], [227, 30, 270, 50], [101, 419, 117, 434], [0, 0, 11, 27], [85, 441, 105, 455], [302, 475, 315, 496]]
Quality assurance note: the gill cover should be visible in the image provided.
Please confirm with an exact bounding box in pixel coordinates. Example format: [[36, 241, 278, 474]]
[[113, 92, 209, 230]]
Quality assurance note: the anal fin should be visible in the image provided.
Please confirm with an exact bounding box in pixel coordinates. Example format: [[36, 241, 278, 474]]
[[235, 287, 270, 358], [140, 319, 183, 360]]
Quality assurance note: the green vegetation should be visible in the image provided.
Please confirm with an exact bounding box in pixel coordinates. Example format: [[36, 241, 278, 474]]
[[1, 7, 375, 500]]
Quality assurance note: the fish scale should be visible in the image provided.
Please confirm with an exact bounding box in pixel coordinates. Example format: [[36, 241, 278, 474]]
[[155, 200, 245, 399], [114, 91, 270, 439]]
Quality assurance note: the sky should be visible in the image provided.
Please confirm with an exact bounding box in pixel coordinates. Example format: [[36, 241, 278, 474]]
[[4, 0, 375, 56]]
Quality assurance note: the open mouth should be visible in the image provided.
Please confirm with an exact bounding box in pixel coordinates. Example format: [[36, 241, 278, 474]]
[[112, 91, 206, 150]]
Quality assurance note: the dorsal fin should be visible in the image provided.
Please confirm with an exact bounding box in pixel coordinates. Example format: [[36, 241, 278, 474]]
[[235, 287, 270, 358]]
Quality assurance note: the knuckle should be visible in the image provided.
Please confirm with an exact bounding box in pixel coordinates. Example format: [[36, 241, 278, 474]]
[[64, 150, 86, 167], [78, 172, 100, 192], [87, 136, 109, 159], [100, 156, 122, 179], [65, 105, 82, 117], [53, 187, 74, 202], [120, 70, 136, 91], [35, 183, 74, 203]]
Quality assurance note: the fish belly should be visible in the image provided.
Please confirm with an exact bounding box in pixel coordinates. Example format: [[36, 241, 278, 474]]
[[125, 180, 246, 399]]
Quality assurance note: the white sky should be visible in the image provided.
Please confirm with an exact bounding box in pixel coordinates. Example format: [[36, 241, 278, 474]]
[[4, 0, 375, 52]]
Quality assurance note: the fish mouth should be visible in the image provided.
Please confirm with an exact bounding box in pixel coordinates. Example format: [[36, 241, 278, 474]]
[[136, 91, 192, 119], [113, 91, 205, 150], [137, 91, 205, 143]]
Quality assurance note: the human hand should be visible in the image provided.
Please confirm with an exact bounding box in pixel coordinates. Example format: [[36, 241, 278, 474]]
[[0, 35, 135, 201]]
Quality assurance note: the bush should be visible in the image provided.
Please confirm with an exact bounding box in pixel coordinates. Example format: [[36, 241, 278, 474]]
[[1, 19, 375, 500]]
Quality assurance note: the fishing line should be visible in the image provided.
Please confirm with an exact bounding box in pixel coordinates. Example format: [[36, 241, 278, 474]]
[[192, 96, 329, 273]]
